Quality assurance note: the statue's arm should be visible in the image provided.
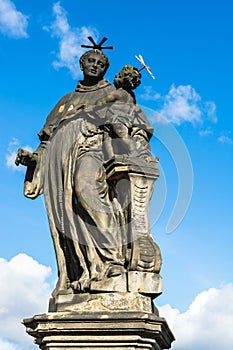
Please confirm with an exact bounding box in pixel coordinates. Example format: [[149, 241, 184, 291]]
[[15, 141, 47, 199], [129, 103, 155, 161], [15, 94, 71, 198]]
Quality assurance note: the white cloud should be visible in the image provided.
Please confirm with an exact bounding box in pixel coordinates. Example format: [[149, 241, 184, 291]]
[[44, 2, 98, 78], [6, 138, 33, 171], [141, 85, 217, 126], [199, 128, 213, 136], [6, 151, 24, 171], [159, 85, 206, 125], [0, 254, 51, 348], [158, 284, 233, 350], [204, 101, 217, 123], [0, 339, 19, 350], [140, 86, 161, 101], [0, 0, 28, 38], [218, 135, 233, 145]]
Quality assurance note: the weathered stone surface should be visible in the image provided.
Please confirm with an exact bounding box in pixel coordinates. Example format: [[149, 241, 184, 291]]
[[127, 271, 162, 296], [90, 271, 127, 293], [49, 291, 156, 313], [23, 311, 175, 350], [49, 271, 162, 313]]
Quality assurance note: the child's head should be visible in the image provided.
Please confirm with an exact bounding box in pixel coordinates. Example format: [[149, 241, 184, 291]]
[[114, 65, 141, 91]]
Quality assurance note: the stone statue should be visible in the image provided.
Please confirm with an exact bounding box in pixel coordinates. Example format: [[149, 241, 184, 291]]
[[19, 37, 175, 350], [16, 37, 162, 304]]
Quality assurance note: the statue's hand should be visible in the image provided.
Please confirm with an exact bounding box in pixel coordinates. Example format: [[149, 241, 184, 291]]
[[15, 148, 37, 167]]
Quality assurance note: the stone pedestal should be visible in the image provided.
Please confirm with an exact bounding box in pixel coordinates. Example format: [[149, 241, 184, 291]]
[[22, 266, 174, 349], [23, 311, 175, 350]]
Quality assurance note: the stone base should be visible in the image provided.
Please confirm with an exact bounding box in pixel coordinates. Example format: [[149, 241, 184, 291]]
[[127, 272, 162, 295], [23, 311, 175, 350], [49, 291, 157, 314], [49, 272, 162, 313], [89, 271, 162, 296]]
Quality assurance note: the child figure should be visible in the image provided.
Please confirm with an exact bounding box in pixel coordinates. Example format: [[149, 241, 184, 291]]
[[94, 65, 143, 160]]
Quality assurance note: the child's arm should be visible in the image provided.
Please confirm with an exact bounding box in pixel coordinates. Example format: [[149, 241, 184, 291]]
[[96, 89, 131, 106]]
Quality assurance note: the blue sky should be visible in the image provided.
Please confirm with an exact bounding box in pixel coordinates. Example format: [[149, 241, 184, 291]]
[[0, 1, 233, 349]]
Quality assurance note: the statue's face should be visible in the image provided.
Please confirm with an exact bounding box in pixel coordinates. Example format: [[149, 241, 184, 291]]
[[124, 71, 141, 90], [81, 52, 107, 79]]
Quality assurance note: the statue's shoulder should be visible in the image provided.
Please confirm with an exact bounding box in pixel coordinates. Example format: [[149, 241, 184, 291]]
[[56, 91, 76, 105], [38, 91, 76, 139], [75, 78, 114, 93]]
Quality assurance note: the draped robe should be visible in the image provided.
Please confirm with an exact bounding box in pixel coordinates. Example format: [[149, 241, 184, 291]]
[[23, 78, 154, 294]]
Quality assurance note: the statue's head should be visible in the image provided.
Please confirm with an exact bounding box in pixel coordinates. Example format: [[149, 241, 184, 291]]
[[79, 49, 110, 81], [114, 65, 141, 91], [79, 37, 113, 83]]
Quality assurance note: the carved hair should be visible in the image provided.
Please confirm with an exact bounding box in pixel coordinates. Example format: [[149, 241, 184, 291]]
[[79, 49, 110, 71], [114, 65, 141, 91]]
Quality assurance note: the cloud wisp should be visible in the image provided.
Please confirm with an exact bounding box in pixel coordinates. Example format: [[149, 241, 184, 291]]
[[199, 128, 213, 136], [218, 135, 233, 145], [43, 2, 98, 79], [6, 138, 33, 171], [159, 283, 233, 350], [140, 84, 217, 126], [0, 339, 17, 350], [0, 0, 28, 38], [140, 86, 161, 101]]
